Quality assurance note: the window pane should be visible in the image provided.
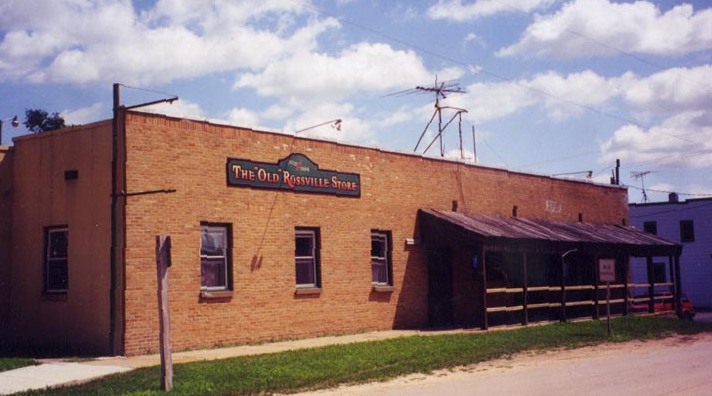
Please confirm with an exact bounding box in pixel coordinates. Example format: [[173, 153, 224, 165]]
[[49, 231, 68, 259], [295, 234, 313, 257], [643, 221, 657, 235], [201, 257, 227, 289], [372, 259, 388, 284], [47, 259, 68, 291], [371, 235, 386, 257], [201, 228, 226, 256], [296, 258, 315, 285], [680, 220, 694, 242]]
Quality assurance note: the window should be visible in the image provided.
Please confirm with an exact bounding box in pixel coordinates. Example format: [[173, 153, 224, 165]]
[[295, 228, 320, 288], [652, 262, 666, 284], [643, 221, 657, 235], [371, 231, 392, 286], [45, 226, 68, 294], [200, 223, 232, 291], [680, 220, 695, 243]]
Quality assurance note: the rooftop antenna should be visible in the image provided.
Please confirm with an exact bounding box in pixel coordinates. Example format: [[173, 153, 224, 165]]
[[416, 77, 467, 157], [388, 76, 467, 157], [631, 170, 652, 203]]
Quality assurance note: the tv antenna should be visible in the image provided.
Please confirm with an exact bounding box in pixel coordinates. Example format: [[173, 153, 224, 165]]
[[631, 170, 653, 203], [388, 77, 468, 157]]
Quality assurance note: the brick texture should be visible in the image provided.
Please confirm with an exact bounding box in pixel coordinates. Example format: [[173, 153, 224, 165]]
[[120, 112, 628, 355]]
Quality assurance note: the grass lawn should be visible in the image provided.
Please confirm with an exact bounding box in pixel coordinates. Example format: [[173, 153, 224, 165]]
[[17, 316, 712, 395], [0, 358, 37, 373]]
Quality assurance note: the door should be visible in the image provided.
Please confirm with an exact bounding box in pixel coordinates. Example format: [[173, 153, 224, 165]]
[[428, 247, 453, 327]]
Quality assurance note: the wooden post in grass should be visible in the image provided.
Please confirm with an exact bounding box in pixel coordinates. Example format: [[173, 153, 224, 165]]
[[156, 235, 173, 391], [599, 258, 616, 337]]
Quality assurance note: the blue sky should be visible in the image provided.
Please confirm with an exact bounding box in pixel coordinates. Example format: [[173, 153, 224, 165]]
[[1, 0, 711, 203]]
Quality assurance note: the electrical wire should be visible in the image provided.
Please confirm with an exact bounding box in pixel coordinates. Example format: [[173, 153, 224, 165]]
[[624, 184, 712, 198], [629, 199, 712, 218], [288, 0, 710, 153]]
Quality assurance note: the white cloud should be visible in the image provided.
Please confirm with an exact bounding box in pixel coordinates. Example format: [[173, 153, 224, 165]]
[[234, 43, 433, 101], [622, 65, 712, 114], [427, 0, 556, 22], [284, 102, 376, 144], [0, 0, 338, 84], [456, 81, 537, 123], [227, 108, 262, 128], [524, 70, 620, 120], [498, 0, 712, 59], [454, 69, 618, 123], [142, 99, 205, 119], [61, 103, 105, 125], [599, 111, 712, 168]]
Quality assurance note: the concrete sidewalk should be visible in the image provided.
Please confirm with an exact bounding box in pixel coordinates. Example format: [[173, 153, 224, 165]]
[[0, 363, 131, 395], [0, 329, 432, 395]]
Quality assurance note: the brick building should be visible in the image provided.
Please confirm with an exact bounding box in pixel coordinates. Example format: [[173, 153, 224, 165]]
[[0, 110, 681, 356]]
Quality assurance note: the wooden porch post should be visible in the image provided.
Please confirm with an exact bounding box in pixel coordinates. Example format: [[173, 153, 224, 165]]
[[674, 254, 682, 319], [668, 255, 677, 313], [480, 246, 488, 330], [646, 256, 654, 313], [623, 255, 630, 316], [522, 252, 529, 326], [593, 254, 600, 320], [560, 253, 567, 323]]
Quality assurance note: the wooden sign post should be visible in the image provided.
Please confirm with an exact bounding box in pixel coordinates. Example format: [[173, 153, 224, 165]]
[[599, 258, 616, 337], [156, 235, 173, 391]]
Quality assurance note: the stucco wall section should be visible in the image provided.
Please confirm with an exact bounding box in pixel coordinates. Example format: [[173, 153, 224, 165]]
[[8, 123, 113, 355], [121, 112, 628, 355], [0, 146, 14, 344]]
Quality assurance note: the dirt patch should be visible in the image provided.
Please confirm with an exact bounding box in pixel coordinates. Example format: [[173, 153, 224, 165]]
[[295, 333, 712, 396]]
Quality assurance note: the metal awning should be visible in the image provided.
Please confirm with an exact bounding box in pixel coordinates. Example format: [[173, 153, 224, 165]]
[[419, 209, 682, 257]]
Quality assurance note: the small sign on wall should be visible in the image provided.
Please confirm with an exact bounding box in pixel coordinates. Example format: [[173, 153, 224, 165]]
[[599, 258, 616, 282]]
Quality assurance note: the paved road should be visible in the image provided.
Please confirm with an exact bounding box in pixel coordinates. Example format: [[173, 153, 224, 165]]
[[301, 333, 712, 396]]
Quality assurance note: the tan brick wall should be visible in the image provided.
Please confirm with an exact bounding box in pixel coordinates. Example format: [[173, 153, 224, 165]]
[[121, 112, 628, 355], [7, 124, 113, 355]]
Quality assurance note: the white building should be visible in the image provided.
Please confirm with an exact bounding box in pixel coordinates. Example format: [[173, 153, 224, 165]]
[[630, 194, 712, 310]]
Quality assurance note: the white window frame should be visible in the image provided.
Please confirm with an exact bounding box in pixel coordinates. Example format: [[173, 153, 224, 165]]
[[45, 226, 69, 294], [371, 231, 391, 286], [200, 224, 231, 291], [295, 228, 320, 288]]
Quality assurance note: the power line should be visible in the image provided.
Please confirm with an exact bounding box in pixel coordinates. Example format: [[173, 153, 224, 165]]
[[625, 184, 712, 198], [489, 0, 712, 92], [629, 199, 712, 218], [288, 0, 709, 150]]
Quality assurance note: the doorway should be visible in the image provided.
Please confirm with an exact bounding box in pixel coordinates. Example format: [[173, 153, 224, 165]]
[[428, 247, 453, 327]]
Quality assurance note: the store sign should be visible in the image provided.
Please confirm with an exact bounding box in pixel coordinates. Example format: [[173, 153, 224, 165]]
[[227, 153, 360, 197]]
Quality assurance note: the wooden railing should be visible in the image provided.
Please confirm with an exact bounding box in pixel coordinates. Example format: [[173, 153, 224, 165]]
[[485, 282, 676, 316]]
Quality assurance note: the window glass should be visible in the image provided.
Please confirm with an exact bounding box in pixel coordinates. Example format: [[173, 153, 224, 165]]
[[295, 229, 319, 288], [200, 224, 230, 290], [371, 231, 391, 286], [643, 221, 657, 235], [652, 262, 666, 284], [45, 227, 69, 293], [680, 220, 694, 242], [295, 234, 314, 257]]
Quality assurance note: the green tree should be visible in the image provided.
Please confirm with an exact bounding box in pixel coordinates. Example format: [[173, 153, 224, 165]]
[[23, 109, 66, 133]]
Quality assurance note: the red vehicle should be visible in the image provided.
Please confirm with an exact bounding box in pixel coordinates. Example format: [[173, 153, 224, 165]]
[[630, 291, 695, 320]]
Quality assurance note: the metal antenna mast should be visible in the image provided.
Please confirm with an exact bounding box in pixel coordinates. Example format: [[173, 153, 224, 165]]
[[631, 170, 652, 203], [391, 77, 467, 157]]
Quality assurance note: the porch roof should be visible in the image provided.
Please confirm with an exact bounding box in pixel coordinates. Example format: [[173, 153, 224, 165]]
[[418, 209, 682, 257]]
